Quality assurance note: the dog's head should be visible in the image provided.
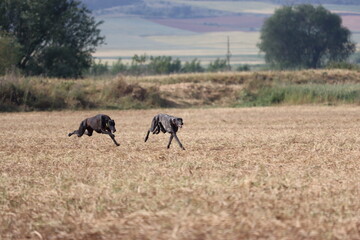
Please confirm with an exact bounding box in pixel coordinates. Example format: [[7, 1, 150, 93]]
[[106, 119, 117, 133], [172, 117, 183, 129]]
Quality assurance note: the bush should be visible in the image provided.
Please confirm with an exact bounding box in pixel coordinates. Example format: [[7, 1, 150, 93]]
[[0, 76, 26, 110], [148, 56, 182, 75], [236, 64, 250, 72], [100, 76, 170, 109], [326, 61, 360, 70], [111, 59, 128, 75], [0, 75, 96, 111], [236, 83, 360, 106], [88, 60, 109, 76], [207, 58, 228, 72], [102, 77, 133, 100], [182, 59, 204, 73]]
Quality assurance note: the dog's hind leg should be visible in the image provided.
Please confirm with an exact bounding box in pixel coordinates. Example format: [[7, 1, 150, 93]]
[[150, 117, 160, 134], [68, 131, 76, 137], [145, 117, 158, 141], [85, 128, 93, 136], [154, 125, 160, 134], [167, 134, 174, 149], [159, 123, 166, 133], [68, 121, 86, 137], [173, 133, 185, 150]]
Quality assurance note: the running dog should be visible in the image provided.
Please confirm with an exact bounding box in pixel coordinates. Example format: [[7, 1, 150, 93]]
[[144, 113, 185, 150], [68, 114, 120, 146]]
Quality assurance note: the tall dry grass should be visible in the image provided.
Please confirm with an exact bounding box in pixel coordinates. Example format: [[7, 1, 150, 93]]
[[0, 75, 169, 111], [2, 69, 360, 111], [0, 107, 359, 239]]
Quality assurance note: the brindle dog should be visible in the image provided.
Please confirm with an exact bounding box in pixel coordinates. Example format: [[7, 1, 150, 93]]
[[68, 114, 120, 146], [144, 113, 185, 150]]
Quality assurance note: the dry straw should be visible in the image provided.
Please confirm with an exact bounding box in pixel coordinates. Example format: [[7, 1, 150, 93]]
[[0, 107, 359, 239]]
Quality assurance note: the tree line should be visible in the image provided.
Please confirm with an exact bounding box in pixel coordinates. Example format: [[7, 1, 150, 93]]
[[88, 55, 250, 76]]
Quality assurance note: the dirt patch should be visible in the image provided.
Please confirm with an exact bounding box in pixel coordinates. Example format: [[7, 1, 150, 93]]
[[159, 82, 243, 106]]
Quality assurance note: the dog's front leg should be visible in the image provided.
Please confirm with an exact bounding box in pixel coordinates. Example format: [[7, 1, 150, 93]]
[[101, 130, 120, 146], [173, 133, 185, 150], [110, 134, 120, 146]]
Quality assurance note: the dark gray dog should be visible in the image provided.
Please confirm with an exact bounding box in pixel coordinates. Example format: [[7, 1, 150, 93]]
[[144, 113, 185, 150], [68, 114, 120, 146]]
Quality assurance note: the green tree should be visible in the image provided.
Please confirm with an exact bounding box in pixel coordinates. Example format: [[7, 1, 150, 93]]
[[148, 56, 181, 75], [132, 54, 148, 66], [0, 0, 104, 78], [207, 58, 228, 72], [111, 58, 128, 75], [258, 4, 356, 69], [130, 54, 148, 75], [236, 64, 250, 72], [182, 58, 204, 73], [0, 33, 21, 75], [88, 60, 109, 76]]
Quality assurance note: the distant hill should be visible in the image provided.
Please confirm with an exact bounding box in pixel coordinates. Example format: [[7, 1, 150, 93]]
[[80, 0, 141, 10], [81, 0, 360, 12], [270, 0, 359, 4], [81, 0, 360, 19], [188, 0, 359, 5], [93, 2, 236, 19]]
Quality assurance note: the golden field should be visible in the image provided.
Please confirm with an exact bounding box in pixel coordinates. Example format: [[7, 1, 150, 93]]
[[0, 107, 359, 239]]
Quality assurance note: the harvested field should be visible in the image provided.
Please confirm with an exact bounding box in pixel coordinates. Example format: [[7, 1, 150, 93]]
[[1, 107, 360, 239]]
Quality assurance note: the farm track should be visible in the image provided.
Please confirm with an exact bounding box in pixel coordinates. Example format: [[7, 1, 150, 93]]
[[1, 107, 359, 239]]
